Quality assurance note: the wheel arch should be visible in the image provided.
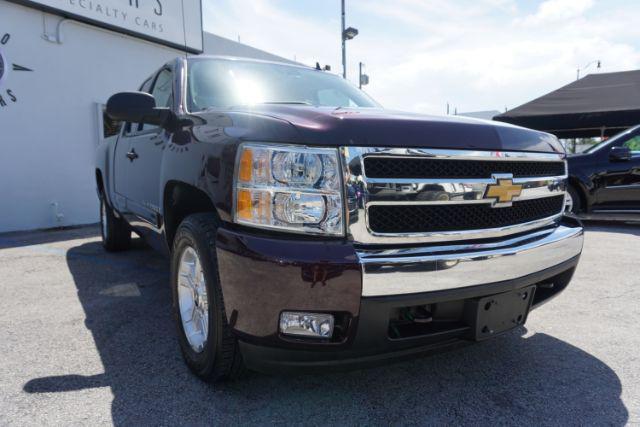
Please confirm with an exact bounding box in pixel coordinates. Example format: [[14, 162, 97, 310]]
[[568, 175, 589, 212], [163, 180, 220, 250], [95, 169, 105, 196]]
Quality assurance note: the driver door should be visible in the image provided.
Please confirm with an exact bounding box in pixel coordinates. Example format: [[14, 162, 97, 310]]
[[125, 67, 174, 230], [594, 133, 640, 211], [112, 76, 154, 214]]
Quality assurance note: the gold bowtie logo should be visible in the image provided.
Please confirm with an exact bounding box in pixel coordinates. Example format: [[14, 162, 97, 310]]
[[485, 179, 523, 205]]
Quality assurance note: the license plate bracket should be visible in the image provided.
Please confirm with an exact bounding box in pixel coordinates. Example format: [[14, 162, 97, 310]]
[[466, 286, 536, 341]]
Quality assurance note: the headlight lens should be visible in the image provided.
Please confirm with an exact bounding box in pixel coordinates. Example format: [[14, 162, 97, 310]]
[[233, 143, 343, 235]]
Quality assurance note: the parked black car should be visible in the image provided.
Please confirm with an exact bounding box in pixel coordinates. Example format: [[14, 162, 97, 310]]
[[567, 125, 640, 218]]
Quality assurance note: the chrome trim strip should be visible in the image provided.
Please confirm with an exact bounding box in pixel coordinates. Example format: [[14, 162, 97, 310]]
[[357, 226, 558, 258], [358, 224, 583, 296], [365, 177, 565, 206], [592, 209, 640, 213], [603, 184, 640, 190], [341, 146, 568, 244], [578, 212, 640, 221]]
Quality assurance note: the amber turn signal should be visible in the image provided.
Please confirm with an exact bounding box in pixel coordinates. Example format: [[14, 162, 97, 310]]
[[236, 189, 272, 223], [236, 189, 253, 220], [238, 148, 253, 182]]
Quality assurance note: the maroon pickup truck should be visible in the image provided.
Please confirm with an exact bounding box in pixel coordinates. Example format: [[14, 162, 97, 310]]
[[96, 56, 583, 381]]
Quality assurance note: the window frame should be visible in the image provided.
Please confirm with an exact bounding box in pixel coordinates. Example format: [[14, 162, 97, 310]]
[[141, 67, 174, 132], [122, 64, 175, 137]]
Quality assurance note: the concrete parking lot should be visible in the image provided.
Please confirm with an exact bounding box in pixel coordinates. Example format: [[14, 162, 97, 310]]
[[0, 223, 638, 425]]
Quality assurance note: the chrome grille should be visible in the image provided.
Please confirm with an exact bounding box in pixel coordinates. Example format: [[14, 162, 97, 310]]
[[340, 147, 567, 245]]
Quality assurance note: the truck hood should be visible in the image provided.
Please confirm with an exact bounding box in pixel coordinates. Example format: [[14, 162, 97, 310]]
[[197, 106, 564, 154]]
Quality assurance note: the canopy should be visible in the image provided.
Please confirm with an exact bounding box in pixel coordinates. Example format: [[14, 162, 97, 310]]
[[494, 70, 640, 138]]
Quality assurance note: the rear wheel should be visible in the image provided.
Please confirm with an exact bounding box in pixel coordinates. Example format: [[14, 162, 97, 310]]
[[99, 196, 131, 251], [171, 213, 244, 382]]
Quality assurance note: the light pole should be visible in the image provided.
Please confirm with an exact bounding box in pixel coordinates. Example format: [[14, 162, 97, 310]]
[[341, 0, 358, 79], [577, 60, 601, 80], [358, 62, 369, 89]]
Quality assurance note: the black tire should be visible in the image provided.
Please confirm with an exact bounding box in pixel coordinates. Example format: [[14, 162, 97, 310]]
[[567, 185, 582, 214], [171, 213, 244, 382], [99, 195, 131, 252]]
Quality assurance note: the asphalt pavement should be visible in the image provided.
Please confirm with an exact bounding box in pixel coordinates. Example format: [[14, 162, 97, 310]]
[[0, 223, 638, 425]]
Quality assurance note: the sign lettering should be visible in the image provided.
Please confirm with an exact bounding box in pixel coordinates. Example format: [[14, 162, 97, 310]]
[[10, 0, 203, 52], [0, 33, 34, 109]]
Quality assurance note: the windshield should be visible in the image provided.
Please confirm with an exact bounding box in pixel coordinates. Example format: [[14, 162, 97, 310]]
[[187, 58, 379, 112], [584, 126, 640, 153]]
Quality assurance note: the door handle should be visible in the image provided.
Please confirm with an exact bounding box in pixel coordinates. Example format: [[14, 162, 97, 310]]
[[126, 149, 139, 161]]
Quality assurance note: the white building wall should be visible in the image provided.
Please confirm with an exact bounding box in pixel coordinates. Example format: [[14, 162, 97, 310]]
[[0, 1, 293, 233]]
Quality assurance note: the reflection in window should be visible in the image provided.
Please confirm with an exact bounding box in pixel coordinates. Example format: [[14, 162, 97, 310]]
[[102, 106, 122, 138], [187, 58, 378, 112], [623, 136, 640, 152]]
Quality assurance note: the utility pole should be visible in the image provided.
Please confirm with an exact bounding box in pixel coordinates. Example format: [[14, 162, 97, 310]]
[[341, 0, 358, 79], [577, 60, 601, 80], [341, 0, 346, 79], [358, 62, 370, 89]]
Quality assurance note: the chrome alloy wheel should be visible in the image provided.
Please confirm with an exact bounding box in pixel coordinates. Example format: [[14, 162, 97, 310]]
[[565, 191, 574, 213], [177, 246, 209, 353]]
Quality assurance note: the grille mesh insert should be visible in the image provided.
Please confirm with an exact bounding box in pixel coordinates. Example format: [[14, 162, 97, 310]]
[[368, 195, 565, 234], [364, 157, 565, 179]]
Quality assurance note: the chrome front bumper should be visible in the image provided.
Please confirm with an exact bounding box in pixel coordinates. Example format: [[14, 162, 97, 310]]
[[357, 220, 583, 297]]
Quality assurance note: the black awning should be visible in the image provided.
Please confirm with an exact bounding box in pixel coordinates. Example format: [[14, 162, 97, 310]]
[[494, 70, 640, 138]]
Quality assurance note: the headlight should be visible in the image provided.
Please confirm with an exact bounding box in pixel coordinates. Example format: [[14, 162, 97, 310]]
[[233, 143, 343, 235]]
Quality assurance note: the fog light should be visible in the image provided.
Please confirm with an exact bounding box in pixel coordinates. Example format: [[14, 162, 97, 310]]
[[279, 312, 334, 338]]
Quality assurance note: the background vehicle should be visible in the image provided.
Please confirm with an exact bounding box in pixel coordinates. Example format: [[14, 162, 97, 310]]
[[96, 56, 583, 382], [567, 125, 640, 219]]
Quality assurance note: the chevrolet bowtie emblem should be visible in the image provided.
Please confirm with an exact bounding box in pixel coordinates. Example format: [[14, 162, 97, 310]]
[[484, 178, 523, 206]]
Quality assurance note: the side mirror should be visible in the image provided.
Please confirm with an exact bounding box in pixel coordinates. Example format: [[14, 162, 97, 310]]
[[106, 92, 171, 127], [609, 146, 632, 162]]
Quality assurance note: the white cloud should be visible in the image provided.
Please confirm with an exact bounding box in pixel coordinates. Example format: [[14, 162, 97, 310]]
[[520, 0, 594, 25]]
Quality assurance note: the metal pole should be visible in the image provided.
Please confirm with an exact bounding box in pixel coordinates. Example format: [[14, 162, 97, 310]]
[[359, 62, 362, 88], [576, 69, 580, 81], [341, 0, 346, 79]]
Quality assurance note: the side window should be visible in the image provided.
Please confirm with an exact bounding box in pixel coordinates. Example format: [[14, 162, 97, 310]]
[[622, 135, 640, 153], [124, 77, 154, 135], [142, 68, 173, 131]]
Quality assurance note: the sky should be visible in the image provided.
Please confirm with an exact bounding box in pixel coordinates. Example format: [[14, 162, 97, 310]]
[[202, 0, 640, 116]]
